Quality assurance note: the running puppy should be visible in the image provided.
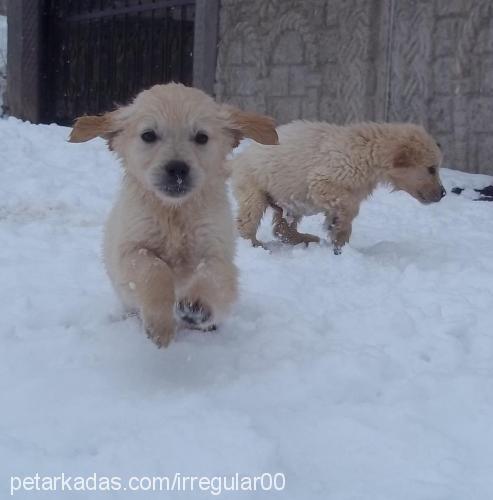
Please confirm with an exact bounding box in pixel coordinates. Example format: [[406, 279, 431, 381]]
[[231, 121, 445, 253], [70, 83, 278, 347]]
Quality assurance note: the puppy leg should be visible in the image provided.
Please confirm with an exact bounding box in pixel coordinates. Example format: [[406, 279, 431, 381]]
[[311, 185, 360, 254], [176, 258, 237, 330], [121, 247, 176, 347], [271, 206, 320, 246], [234, 177, 268, 247], [327, 202, 359, 254]]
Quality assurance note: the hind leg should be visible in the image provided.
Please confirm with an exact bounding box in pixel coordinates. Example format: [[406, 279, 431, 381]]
[[271, 206, 320, 246], [234, 178, 269, 248]]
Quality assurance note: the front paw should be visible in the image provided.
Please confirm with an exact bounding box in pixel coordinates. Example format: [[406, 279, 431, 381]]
[[143, 312, 175, 348], [332, 228, 351, 255], [175, 299, 215, 330], [251, 238, 268, 250]]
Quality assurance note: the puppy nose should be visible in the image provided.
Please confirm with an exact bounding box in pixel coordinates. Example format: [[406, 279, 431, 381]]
[[165, 160, 190, 179], [440, 187, 446, 198]]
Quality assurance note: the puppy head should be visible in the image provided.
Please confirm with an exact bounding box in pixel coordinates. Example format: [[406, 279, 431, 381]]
[[69, 83, 278, 204], [385, 125, 446, 204]]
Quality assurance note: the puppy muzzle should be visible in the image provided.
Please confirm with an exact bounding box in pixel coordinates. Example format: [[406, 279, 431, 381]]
[[417, 186, 446, 204], [154, 160, 193, 197]]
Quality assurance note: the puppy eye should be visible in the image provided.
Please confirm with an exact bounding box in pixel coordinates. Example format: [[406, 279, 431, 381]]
[[428, 166, 437, 175], [141, 130, 157, 143], [194, 132, 208, 145]]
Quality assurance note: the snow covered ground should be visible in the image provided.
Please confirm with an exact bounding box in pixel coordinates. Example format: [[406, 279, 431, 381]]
[[1, 116, 493, 499]]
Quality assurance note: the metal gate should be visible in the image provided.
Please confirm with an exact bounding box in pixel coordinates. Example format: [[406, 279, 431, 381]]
[[41, 0, 195, 125]]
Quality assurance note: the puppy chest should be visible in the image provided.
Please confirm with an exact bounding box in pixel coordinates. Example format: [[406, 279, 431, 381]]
[[156, 225, 215, 271]]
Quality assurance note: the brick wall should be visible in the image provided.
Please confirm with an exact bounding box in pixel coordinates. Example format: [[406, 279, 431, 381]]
[[215, 0, 493, 175]]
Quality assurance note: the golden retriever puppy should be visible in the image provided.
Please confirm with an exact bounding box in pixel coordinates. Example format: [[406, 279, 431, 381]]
[[69, 83, 278, 347], [231, 121, 445, 254]]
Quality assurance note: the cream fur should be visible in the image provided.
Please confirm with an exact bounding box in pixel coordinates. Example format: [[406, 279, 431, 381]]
[[70, 83, 278, 347], [231, 120, 445, 252]]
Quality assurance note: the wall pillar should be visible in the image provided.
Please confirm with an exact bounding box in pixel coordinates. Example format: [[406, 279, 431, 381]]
[[193, 0, 219, 95], [7, 0, 43, 123]]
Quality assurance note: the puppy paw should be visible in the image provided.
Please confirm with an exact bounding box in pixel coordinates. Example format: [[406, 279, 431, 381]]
[[142, 312, 175, 348], [251, 238, 268, 250], [332, 228, 351, 254], [175, 299, 215, 330], [298, 233, 320, 246], [145, 325, 175, 348]]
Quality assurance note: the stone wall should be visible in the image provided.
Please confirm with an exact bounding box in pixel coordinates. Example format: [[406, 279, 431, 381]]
[[215, 0, 493, 175]]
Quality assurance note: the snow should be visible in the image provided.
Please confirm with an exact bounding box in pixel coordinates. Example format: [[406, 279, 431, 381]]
[[1, 116, 493, 499], [0, 15, 6, 113]]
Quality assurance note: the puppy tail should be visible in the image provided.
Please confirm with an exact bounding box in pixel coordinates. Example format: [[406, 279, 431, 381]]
[[222, 105, 279, 147]]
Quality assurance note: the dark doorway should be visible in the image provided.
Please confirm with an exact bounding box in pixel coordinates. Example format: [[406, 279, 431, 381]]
[[41, 0, 195, 125]]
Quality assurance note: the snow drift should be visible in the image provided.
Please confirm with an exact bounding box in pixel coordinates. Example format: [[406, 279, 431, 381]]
[[1, 117, 493, 499]]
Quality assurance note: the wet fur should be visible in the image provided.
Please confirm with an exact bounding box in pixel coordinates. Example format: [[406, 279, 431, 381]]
[[231, 121, 444, 252]]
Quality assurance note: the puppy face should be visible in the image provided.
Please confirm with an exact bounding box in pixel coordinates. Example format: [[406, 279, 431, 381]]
[[386, 126, 446, 204], [69, 83, 278, 204]]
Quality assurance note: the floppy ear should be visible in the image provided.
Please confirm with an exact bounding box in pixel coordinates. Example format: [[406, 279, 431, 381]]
[[393, 145, 412, 168], [69, 112, 119, 146], [223, 106, 279, 147]]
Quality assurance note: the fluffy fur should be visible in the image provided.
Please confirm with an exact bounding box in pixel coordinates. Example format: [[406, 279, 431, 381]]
[[70, 83, 278, 347], [231, 121, 445, 253]]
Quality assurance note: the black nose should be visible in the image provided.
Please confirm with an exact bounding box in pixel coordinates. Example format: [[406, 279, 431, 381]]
[[441, 187, 446, 198], [165, 160, 190, 179]]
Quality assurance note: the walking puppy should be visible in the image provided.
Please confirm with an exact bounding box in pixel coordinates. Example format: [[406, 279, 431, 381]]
[[70, 83, 278, 347], [231, 121, 445, 253]]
